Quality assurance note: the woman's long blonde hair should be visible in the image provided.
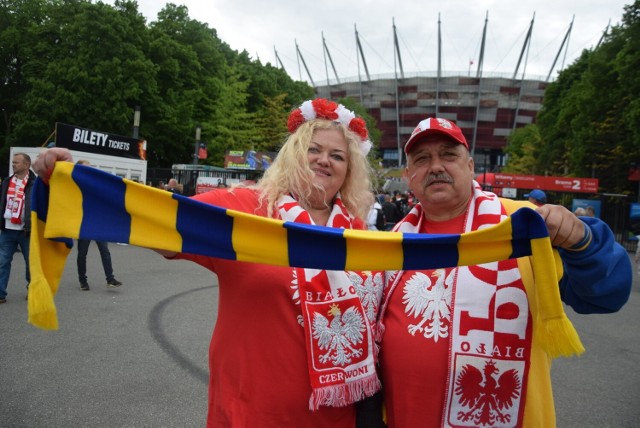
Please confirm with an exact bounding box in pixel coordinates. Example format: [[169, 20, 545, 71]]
[[254, 119, 374, 221]]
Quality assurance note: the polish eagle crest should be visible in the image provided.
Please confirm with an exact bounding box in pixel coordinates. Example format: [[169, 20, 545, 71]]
[[312, 304, 365, 366], [347, 271, 383, 323], [402, 268, 453, 341], [455, 360, 521, 426]]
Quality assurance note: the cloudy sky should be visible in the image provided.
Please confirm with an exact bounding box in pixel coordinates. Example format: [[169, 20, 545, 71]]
[[108, 0, 630, 83]]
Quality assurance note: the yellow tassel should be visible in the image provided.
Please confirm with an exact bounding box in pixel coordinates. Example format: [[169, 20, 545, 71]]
[[28, 212, 70, 330], [534, 315, 585, 358], [27, 278, 58, 330], [529, 237, 585, 358]]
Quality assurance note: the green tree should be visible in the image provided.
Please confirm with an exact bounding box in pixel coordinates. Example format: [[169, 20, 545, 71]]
[[205, 66, 260, 166], [502, 124, 542, 174], [13, 1, 156, 145], [144, 3, 228, 165], [232, 52, 313, 112], [532, 49, 595, 176], [0, 0, 321, 173], [254, 93, 291, 153], [505, 1, 640, 194], [0, 0, 50, 153]]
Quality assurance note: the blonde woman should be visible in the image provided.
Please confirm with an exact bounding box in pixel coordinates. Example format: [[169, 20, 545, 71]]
[[180, 99, 384, 427]]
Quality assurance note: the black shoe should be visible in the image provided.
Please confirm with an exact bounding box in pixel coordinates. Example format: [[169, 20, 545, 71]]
[[80, 282, 90, 291], [106, 279, 122, 288], [0, 298, 6, 304]]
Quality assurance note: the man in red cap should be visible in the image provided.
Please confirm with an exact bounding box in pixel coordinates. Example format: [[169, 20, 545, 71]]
[[376, 117, 631, 427]]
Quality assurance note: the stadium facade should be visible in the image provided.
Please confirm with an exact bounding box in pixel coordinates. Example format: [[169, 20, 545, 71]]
[[281, 15, 600, 173], [315, 73, 546, 171]]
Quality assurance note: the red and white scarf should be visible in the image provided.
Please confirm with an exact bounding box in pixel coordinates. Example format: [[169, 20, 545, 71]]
[[380, 182, 534, 427], [278, 194, 382, 410], [4, 175, 28, 226]]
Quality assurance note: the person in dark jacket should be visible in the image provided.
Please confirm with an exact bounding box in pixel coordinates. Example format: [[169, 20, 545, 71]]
[[0, 153, 36, 303], [74, 160, 123, 290], [381, 194, 402, 230]]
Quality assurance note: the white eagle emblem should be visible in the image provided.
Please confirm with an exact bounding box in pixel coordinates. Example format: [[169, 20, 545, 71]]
[[347, 271, 383, 323], [403, 268, 454, 341], [437, 118, 454, 129], [312, 304, 366, 366]]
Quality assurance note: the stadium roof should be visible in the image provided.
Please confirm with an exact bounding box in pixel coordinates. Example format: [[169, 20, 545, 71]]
[[275, 14, 610, 86]]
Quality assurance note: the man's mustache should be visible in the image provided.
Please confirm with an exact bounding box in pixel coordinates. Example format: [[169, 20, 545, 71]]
[[425, 173, 453, 186]]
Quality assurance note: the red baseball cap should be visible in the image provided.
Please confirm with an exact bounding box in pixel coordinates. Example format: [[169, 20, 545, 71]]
[[404, 118, 469, 154]]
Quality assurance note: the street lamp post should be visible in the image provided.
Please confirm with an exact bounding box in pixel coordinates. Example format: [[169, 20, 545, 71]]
[[193, 125, 201, 165], [132, 106, 141, 139], [482, 148, 490, 190]]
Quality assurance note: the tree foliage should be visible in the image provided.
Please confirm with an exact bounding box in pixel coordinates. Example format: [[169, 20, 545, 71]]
[[503, 124, 542, 174], [504, 0, 640, 195], [0, 0, 316, 171]]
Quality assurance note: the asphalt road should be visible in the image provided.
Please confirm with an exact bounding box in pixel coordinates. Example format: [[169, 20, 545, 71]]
[[1, 244, 639, 427]]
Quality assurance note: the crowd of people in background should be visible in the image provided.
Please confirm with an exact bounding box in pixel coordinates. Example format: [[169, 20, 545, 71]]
[[372, 185, 603, 233], [368, 190, 416, 231], [146, 179, 184, 193]]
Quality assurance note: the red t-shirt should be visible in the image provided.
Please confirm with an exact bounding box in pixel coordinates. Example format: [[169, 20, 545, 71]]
[[179, 188, 355, 427], [380, 213, 465, 427]]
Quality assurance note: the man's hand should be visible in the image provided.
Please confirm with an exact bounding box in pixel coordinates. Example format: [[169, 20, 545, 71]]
[[535, 204, 586, 249], [33, 148, 73, 183]]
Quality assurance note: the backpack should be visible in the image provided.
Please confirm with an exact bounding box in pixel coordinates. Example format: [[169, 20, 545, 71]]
[[375, 208, 386, 231]]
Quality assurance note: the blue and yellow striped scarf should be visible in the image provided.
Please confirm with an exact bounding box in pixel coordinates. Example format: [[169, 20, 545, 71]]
[[28, 162, 583, 357]]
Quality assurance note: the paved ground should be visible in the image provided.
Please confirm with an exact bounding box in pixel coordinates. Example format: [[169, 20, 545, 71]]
[[1, 244, 639, 427]]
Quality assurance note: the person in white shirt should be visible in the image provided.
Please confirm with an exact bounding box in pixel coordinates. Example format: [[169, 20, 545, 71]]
[[367, 198, 383, 230], [0, 153, 36, 303]]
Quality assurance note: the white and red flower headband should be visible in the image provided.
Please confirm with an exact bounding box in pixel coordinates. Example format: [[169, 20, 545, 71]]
[[287, 98, 372, 156]]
